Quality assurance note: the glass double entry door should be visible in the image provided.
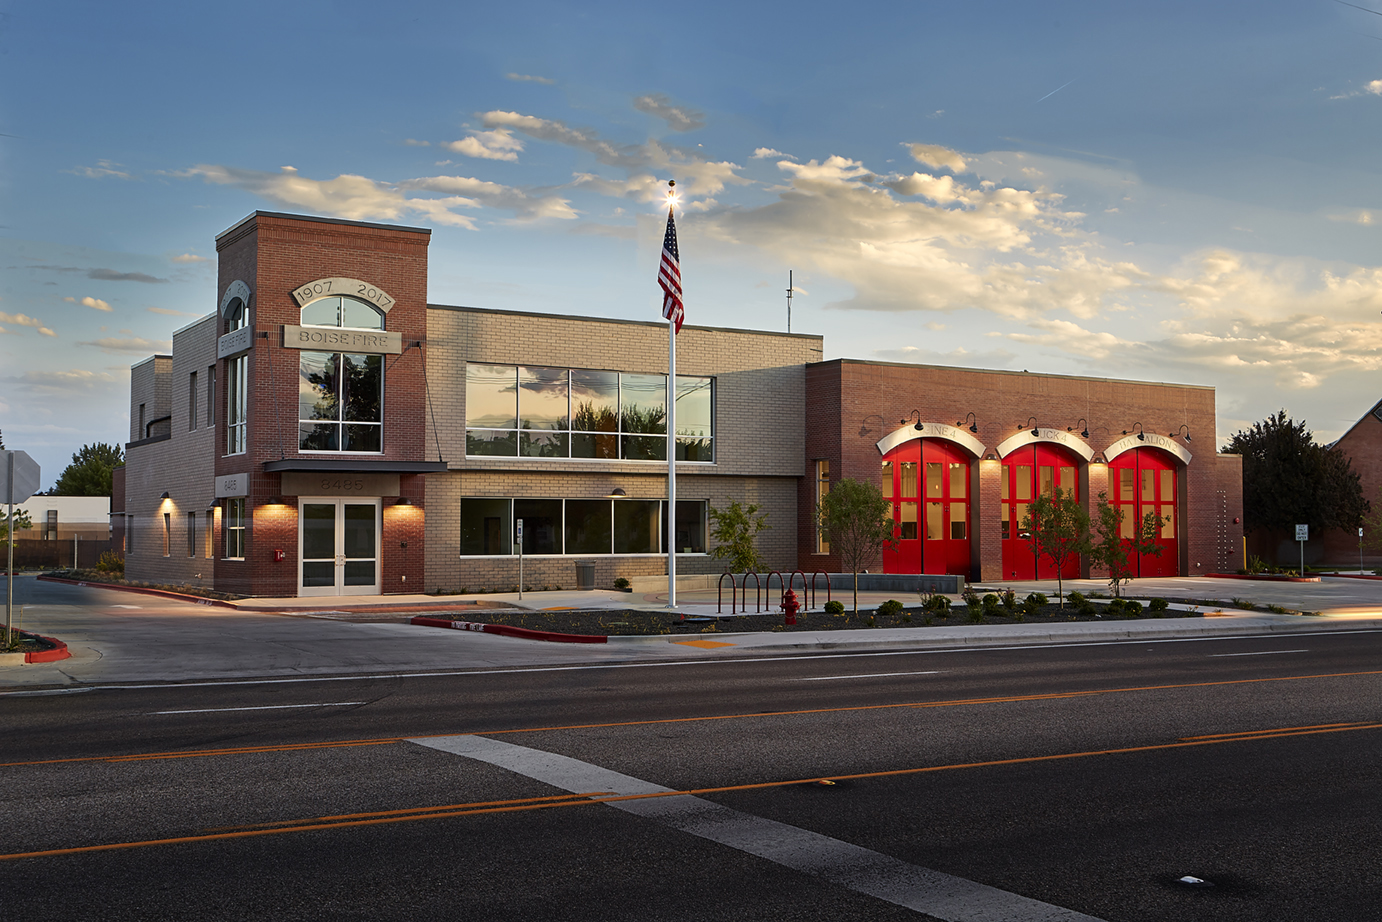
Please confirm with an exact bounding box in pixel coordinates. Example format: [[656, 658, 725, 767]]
[[299, 498, 381, 596]]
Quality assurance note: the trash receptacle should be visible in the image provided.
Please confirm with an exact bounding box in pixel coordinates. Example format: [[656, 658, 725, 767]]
[[576, 561, 596, 590]]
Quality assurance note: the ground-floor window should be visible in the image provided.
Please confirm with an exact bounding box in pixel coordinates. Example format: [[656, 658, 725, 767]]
[[459, 498, 706, 556], [187, 512, 196, 558], [224, 498, 246, 559]]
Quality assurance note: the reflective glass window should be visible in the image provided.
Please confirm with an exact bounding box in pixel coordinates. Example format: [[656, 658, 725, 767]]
[[949, 462, 966, 499], [925, 462, 943, 498], [519, 367, 569, 430], [461, 498, 511, 555], [899, 502, 918, 540], [926, 502, 943, 540], [620, 373, 666, 435], [1015, 466, 1032, 501], [950, 503, 966, 540], [515, 499, 562, 554], [466, 364, 518, 429], [881, 462, 894, 500], [614, 501, 660, 554], [570, 370, 619, 433], [565, 500, 612, 555], [1119, 468, 1134, 502], [900, 462, 918, 498]]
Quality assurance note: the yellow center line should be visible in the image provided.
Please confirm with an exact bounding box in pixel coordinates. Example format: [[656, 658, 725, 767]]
[[1180, 721, 1365, 741], [5, 668, 1382, 770], [198, 791, 612, 833], [5, 720, 1380, 863]]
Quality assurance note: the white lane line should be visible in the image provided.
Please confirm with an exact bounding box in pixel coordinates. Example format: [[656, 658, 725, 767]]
[[1209, 649, 1309, 657], [796, 671, 941, 681], [151, 702, 364, 714], [412, 734, 1105, 922], [31, 627, 1382, 692]]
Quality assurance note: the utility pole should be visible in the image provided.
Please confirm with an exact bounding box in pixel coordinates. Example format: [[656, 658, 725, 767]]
[[786, 270, 794, 333]]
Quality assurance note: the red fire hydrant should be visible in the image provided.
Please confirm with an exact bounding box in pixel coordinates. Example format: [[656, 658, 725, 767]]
[[780, 588, 800, 625]]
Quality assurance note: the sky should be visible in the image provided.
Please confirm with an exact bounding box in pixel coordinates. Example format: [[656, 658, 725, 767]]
[[5, 0, 1382, 488]]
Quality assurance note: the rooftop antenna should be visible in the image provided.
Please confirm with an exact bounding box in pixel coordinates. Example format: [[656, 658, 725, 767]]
[[786, 270, 794, 333]]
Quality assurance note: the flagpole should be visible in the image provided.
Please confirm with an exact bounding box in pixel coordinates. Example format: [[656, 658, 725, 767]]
[[666, 183, 678, 610]]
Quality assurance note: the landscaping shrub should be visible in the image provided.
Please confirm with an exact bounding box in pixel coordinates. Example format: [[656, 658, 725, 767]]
[[95, 551, 124, 576], [613, 577, 630, 590], [1148, 598, 1169, 616], [1124, 600, 1143, 617], [878, 599, 905, 618], [921, 593, 951, 616], [1025, 592, 1048, 609], [1076, 597, 1097, 615], [1068, 591, 1086, 606], [982, 593, 1000, 614], [1107, 598, 1126, 615], [824, 600, 845, 615], [1000, 589, 1017, 613]]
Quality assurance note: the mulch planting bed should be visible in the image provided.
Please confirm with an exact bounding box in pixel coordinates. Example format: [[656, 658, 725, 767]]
[[3, 630, 62, 655], [428, 601, 1199, 637]]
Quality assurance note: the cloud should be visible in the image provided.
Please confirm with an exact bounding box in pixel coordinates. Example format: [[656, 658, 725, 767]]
[[444, 128, 524, 161], [64, 296, 113, 311], [633, 94, 705, 132], [1327, 210, 1375, 225], [0, 312, 57, 336], [77, 336, 170, 354], [690, 151, 1137, 319], [481, 110, 749, 199], [872, 344, 1018, 367], [87, 268, 168, 283], [170, 253, 210, 264], [146, 306, 200, 316], [4, 368, 121, 395], [404, 139, 431, 147], [1330, 79, 1382, 100], [68, 159, 133, 180], [752, 148, 791, 160], [182, 164, 575, 228], [908, 143, 968, 174], [506, 73, 555, 85]]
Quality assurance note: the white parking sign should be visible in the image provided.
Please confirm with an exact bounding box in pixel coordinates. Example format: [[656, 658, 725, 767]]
[[1295, 524, 1309, 542]]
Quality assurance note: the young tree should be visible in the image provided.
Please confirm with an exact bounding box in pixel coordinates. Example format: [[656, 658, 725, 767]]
[[51, 443, 124, 496], [818, 477, 899, 616], [1021, 487, 1090, 608], [707, 500, 770, 573], [1087, 491, 1163, 598], [1225, 410, 1368, 536]]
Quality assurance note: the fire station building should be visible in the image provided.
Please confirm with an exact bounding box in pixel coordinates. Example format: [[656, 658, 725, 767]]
[[119, 211, 1243, 597]]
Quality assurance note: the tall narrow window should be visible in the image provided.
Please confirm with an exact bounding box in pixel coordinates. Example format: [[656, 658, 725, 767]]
[[163, 512, 171, 557], [225, 296, 249, 455], [224, 499, 245, 559], [227, 355, 247, 454], [815, 460, 830, 554], [187, 512, 197, 557], [138, 404, 146, 439], [188, 372, 198, 430], [205, 508, 215, 558]]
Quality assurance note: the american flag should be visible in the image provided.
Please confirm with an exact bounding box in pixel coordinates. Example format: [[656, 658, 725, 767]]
[[658, 208, 684, 333]]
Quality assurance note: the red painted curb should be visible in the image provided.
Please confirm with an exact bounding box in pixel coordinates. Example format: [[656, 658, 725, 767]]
[[1315, 573, 1382, 581], [1205, 573, 1322, 583], [38, 575, 238, 607], [410, 616, 607, 644], [26, 636, 70, 663]]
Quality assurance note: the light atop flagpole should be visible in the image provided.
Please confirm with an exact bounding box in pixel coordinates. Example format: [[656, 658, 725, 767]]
[[666, 179, 679, 210]]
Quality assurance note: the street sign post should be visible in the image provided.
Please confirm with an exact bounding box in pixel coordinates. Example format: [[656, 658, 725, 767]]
[[1295, 524, 1308, 578], [3, 450, 42, 648], [516, 518, 524, 601]]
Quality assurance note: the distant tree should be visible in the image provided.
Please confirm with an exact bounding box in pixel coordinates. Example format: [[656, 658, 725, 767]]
[[708, 500, 770, 574], [0, 429, 5, 449], [51, 443, 124, 496], [1087, 491, 1162, 598], [1224, 411, 1368, 535], [1021, 488, 1090, 608], [818, 477, 899, 616], [1, 508, 33, 542]]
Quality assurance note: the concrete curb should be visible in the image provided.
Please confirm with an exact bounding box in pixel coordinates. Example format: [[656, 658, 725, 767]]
[[37, 575, 238, 608], [410, 616, 608, 644], [0, 635, 71, 665], [1205, 572, 1322, 583]]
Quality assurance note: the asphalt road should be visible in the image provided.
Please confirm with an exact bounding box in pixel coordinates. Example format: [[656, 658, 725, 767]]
[[3, 616, 1382, 921]]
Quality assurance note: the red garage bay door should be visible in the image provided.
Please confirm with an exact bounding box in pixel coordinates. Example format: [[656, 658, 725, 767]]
[[881, 439, 971, 577], [1000, 443, 1081, 581], [1108, 447, 1179, 577]]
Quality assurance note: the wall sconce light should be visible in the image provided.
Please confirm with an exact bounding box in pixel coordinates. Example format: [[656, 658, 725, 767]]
[[1123, 422, 1146, 441], [607, 487, 628, 499], [1018, 416, 1038, 436], [395, 497, 412, 506], [983, 451, 998, 461], [900, 410, 923, 431], [266, 496, 282, 506], [160, 491, 170, 500], [957, 412, 978, 433], [1170, 425, 1191, 441], [1068, 418, 1090, 439]]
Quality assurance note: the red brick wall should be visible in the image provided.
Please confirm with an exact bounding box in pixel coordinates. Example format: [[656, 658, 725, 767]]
[[798, 359, 1243, 581], [213, 213, 431, 596], [1322, 412, 1382, 566]]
